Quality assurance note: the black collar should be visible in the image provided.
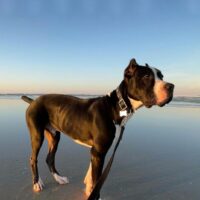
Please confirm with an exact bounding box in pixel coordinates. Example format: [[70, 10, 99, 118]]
[[116, 87, 134, 117], [116, 87, 127, 110]]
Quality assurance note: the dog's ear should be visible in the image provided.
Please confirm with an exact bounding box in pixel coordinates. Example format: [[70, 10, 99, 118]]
[[145, 63, 149, 67], [124, 58, 138, 78]]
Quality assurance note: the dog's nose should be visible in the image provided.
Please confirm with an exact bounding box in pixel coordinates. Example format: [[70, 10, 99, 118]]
[[165, 83, 174, 92]]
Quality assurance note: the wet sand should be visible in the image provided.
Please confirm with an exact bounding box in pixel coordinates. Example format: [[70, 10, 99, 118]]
[[0, 98, 200, 200]]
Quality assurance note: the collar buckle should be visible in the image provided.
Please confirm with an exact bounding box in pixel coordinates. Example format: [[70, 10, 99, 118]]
[[116, 87, 129, 116], [118, 99, 127, 111]]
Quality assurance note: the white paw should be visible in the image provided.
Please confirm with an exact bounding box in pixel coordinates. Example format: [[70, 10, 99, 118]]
[[53, 173, 69, 185], [33, 177, 44, 192]]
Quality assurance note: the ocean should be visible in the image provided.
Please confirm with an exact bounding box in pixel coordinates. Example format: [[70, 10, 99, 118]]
[[0, 95, 200, 200]]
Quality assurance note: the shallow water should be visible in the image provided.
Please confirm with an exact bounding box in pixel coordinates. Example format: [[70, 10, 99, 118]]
[[0, 98, 200, 200]]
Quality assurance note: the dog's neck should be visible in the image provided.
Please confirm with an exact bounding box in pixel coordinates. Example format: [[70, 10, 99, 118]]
[[128, 97, 143, 111], [117, 81, 143, 111], [108, 81, 143, 124]]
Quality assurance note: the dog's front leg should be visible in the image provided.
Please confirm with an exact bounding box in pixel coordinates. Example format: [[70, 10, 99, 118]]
[[85, 147, 105, 199]]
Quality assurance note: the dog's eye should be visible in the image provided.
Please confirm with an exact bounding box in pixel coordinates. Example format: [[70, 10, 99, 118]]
[[143, 74, 149, 79]]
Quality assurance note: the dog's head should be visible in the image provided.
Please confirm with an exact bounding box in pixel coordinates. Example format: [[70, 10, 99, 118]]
[[124, 58, 174, 108]]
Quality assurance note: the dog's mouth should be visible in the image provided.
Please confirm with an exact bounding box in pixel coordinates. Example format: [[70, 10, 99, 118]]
[[143, 93, 174, 108], [157, 95, 173, 107], [143, 98, 156, 108]]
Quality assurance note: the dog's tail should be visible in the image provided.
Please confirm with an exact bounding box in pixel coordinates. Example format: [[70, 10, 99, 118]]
[[21, 96, 34, 104]]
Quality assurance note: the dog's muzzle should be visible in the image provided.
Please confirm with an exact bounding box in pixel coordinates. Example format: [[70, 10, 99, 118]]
[[157, 83, 174, 107]]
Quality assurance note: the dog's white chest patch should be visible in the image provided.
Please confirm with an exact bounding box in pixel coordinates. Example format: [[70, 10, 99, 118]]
[[73, 139, 92, 148]]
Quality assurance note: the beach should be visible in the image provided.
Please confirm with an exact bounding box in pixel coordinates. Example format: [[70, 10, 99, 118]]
[[0, 97, 200, 200]]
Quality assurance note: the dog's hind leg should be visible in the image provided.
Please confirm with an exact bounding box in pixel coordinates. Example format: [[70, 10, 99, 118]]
[[45, 130, 69, 185], [27, 115, 45, 192]]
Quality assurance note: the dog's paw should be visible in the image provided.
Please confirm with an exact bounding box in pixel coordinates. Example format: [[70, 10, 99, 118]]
[[33, 177, 44, 192], [53, 173, 69, 185]]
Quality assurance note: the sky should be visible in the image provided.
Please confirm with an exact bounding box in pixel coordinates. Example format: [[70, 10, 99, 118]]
[[0, 0, 200, 96]]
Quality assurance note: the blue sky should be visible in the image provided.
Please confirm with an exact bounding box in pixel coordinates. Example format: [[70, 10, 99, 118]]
[[0, 0, 200, 96]]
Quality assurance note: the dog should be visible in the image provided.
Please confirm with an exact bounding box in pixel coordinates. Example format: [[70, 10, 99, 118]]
[[22, 58, 174, 199]]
